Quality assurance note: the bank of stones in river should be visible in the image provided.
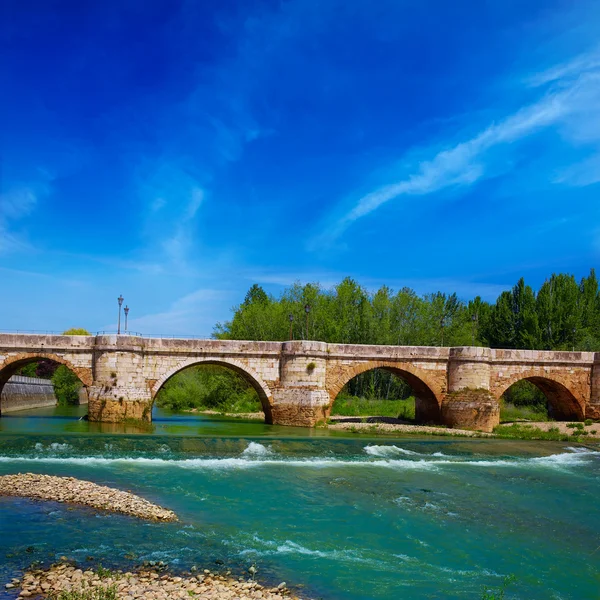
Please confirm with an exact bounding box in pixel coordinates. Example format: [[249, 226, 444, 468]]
[[0, 473, 177, 521], [7, 564, 307, 599]]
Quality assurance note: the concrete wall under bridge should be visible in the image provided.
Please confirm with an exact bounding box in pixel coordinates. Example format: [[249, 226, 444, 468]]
[[0, 375, 89, 414], [1, 333, 599, 432], [0, 375, 57, 413]]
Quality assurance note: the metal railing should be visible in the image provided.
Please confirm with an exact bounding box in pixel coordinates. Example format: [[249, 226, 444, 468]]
[[0, 329, 215, 339], [0, 329, 67, 335]]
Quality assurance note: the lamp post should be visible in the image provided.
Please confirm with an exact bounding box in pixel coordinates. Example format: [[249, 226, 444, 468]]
[[124, 306, 130, 333], [572, 326, 576, 352], [288, 314, 294, 341], [304, 304, 310, 340], [471, 313, 478, 347], [117, 295, 124, 334], [440, 316, 445, 347]]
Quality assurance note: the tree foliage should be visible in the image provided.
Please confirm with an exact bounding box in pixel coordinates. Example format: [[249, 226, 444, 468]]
[[216, 271, 600, 352], [155, 365, 261, 413], [214, 271, 600, 406], [52, 364, 82, 405]]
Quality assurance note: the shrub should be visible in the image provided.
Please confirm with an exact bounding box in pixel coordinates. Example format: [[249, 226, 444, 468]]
[[52, 365, 82, 405], [155, 365, 262, 414], [50, 585, 117, 600]]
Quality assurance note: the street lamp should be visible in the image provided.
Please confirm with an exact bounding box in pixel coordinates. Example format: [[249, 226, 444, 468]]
[[471, 313, 478, 347], [117, 295, 124, 334], [304, 304, 310, 340], [124, 306, 130, 333], [288, 314, 294, 341], [440, 316, 445, 347]]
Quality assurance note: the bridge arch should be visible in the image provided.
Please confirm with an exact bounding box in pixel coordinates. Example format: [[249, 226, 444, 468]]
[[326, 361, 443, 423], [0, 353, 92, 415], [151, 357, 274, 424], [0, 353, 93, 389], [494, 374, 584, 421]]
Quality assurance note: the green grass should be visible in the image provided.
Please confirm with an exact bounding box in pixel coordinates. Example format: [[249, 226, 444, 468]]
[[494, 423, 580, 441], [50, 586, 117, 600], [330, 395, 415, 419], [500, 401, 549, 423]]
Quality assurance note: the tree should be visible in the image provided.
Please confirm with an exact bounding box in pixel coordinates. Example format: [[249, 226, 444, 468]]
[[63, 328, 91, 335], [52, 365, 82, 405]]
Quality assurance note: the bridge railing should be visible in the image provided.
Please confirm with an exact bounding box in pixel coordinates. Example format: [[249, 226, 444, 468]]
[[95, 331, 214, 339], [0, 330, 214, 339]]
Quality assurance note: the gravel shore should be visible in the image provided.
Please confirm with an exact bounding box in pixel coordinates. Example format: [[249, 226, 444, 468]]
[[327, 419, 492, 436], [0, 473, 177, 521], [6, 563, 308, 599]]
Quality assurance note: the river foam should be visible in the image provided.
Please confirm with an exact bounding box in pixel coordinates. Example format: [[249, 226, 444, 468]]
[[0, 445, 597, 472]]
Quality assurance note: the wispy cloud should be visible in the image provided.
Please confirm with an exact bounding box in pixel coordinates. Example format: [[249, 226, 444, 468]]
[[527, 47, 600, 87], [160, 186, 205, 270], [112, 288, 228, 336], [0, 182, 49, 255], [313, 48, 600, 247]]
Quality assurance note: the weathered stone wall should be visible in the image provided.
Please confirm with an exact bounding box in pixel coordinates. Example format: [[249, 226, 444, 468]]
[[0, 334, 95, 389], [489, 349, 592, 420], [0, 334, 598, 430], [444, 347, 498, 432], [0, 375, 57, 413]]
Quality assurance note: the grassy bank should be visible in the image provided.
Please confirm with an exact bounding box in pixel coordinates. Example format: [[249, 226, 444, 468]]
[[499, 402, 549, 423], [330, 394, 415, 419], [494, 422, 600, 441]]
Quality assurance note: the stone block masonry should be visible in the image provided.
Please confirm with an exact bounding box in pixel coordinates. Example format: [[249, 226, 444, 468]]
[[0, 334, 598, 432]]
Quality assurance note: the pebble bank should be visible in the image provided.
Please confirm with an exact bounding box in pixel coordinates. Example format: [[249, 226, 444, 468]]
[[0, 473, 177, 521], [5, 563, 308, 599]]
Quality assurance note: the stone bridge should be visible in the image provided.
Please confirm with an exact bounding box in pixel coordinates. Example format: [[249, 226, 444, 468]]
[[0, 333, 599, 431]]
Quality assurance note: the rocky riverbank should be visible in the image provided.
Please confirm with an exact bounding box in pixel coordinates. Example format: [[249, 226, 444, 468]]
[[0, 474, 177, 521], [6, 563, 307, 599], [327, 418, 492, 437]]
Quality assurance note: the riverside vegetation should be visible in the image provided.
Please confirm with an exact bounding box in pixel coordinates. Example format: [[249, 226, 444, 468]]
[[16, 328, 91, 406]]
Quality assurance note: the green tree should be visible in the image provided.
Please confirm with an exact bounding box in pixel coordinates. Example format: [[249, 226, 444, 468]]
[[52, 365, 82, 405]]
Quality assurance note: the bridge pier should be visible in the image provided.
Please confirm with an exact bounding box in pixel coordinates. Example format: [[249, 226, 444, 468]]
[[442, 347, 499, 433], [88, 336, 152, 423], [588, 358, 600, 420], [270, 341, 330, 426]]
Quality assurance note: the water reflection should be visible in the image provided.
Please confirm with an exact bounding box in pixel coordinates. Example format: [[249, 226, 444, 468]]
[[0, 405, 332, 438]]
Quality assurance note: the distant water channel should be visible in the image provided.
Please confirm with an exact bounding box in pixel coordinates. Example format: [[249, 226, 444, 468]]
[[0, 405, 598, 599]]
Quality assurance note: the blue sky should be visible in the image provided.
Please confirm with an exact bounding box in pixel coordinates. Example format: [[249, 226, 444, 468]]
[[2, 0, 600, 335]]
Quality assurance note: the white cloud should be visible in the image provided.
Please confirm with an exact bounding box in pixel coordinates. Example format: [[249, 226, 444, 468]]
[[315, 49, 600, 246], [0, 183, 49, 255], [527, 48, 600, 87], [186, 187, 204, 219], [111, 288, 228, 336], [555, 153, 600, 186]]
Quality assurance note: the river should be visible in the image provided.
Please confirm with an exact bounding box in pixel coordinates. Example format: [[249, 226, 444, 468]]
[[0, 406, 598, 599]]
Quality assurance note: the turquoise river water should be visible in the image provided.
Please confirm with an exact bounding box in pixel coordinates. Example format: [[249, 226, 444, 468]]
[[0, 406, 598, 599]]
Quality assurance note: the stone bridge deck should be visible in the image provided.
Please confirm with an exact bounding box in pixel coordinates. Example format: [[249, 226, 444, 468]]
[[0, 333, 599, 431]]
